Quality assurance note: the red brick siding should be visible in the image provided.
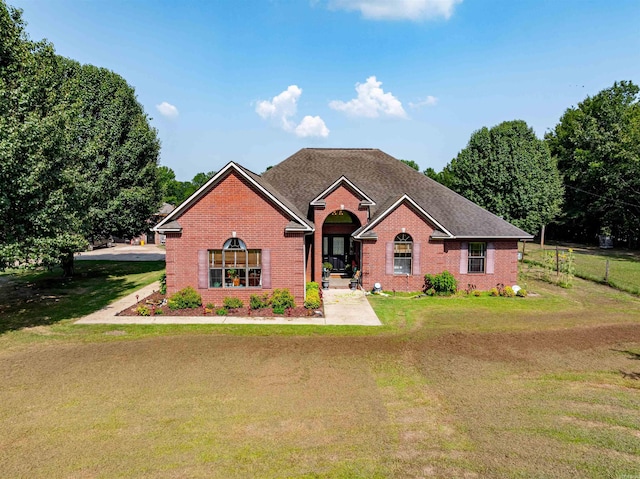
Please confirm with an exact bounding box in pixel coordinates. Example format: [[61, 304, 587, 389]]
[[360, 202, 519, 291], [443, 240, 519, 291], [310, 184, 368, 281], [164, 171, 306, 306]]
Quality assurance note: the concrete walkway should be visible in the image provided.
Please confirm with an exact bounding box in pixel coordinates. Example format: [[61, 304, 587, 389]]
[[75, 284, 381, 326]]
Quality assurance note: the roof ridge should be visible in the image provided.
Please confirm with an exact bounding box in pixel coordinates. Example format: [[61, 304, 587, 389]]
[[302, 148, 379, 151]]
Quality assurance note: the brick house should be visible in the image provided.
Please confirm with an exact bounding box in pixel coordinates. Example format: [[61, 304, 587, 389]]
[[154, 149, 533, 305]]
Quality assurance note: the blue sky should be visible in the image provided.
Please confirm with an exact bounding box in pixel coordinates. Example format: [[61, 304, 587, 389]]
[[11, 0, 640, 180]]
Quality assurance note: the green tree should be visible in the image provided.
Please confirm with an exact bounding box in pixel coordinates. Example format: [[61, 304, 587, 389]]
[[400, 159, 420, 171], [445, 120, 564, 235], [157, 167, 216, 206], [0, 2, 160, 275], [424, 166, 454, 188], [546, 81, 640, 246]]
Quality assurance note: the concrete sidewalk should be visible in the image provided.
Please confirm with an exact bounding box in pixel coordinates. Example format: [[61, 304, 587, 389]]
[[75, 284, 381, 326]]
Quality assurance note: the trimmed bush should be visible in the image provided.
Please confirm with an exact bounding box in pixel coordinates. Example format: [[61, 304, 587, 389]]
[[304, 288, 321, 309], [136, 305, 151, 316], [424, 271, 458, 295], [216, 307, 228, 316], [223, 297, 244, 309], [168, 286, 202, 309], [306, 281, 319, 291], [271, 288, 295, 310], [489, 287, 499, 297], [273, 306, 285, 315], [502, 286, 515, 297], [249, 293, 270, 310], [516, 288, 528, 297], [472, 290, 482, 297]]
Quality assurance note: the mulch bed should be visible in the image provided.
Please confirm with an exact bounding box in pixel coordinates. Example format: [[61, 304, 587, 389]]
[[117, 291, 320, 318]]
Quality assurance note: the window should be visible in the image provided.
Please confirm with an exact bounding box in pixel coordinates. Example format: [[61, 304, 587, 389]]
[[468, 242, 486, 273], [209, 238, 261, 288], [394, 233, 412, 275]]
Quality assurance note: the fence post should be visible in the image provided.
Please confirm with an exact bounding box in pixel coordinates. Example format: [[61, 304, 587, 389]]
[[605, 259, 610, 283]]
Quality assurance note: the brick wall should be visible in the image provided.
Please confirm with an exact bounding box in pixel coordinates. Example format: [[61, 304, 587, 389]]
[[165, 170, 307, 306], [360, 201, 519, 292], [310, 184, 368, 281]]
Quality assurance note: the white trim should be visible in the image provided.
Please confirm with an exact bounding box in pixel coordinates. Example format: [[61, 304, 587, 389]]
[[450, 235, 534, 240], [154, 162, 314, 233], [354, 195, 454, 239], [309, 176, 375, 206]]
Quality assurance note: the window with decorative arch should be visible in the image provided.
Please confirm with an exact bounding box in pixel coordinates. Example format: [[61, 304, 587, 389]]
[[393, 233, 413, 274], [208, 238, 262, 288]]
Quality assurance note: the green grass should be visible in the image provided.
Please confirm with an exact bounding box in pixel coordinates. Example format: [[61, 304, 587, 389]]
[[0, 260, 164, 334], [522, 241, 640, 295], [2, 262, 640, 477]]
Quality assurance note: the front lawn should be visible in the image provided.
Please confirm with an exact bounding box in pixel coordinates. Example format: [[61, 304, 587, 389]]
[[1, 265, 640, 477]]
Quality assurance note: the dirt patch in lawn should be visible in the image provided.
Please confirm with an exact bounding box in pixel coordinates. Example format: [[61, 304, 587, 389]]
[[425, 323, 640, 363], [2, 323, 640, 477], [117, 291, 319, 318]]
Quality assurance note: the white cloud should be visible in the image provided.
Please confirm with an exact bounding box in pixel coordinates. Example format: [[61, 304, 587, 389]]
[[295, 115, 330, 138], [255, 85, 302, 131], [409, 95, 438, 109], [256, 86, 329, 137], [156, 101, 179, 118], [329, 76, 407, 118], [329, 0, 462, 21]]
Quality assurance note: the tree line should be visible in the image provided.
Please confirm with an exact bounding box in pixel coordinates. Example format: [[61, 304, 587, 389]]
[[420, 81, 640, 248]]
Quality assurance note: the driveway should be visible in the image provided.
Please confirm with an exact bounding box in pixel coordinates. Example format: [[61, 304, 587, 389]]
[[75, 244, 166, 261]]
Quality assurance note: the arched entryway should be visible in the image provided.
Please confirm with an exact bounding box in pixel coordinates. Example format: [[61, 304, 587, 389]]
[[322, 210, 361, 274]]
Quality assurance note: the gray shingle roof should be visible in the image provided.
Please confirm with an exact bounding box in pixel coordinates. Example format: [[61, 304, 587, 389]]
[[262, 148, 533, 238]]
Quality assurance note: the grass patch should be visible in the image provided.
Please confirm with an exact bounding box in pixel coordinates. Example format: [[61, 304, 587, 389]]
[[521, 241, 640, 295], [0, 261, 164, 334]]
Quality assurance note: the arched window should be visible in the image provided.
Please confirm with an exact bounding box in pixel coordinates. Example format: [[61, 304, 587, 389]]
[[208, 238, 262, 288], [394, 233, 412, 274]]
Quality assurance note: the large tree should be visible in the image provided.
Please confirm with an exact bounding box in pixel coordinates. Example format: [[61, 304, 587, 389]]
[[546, 81, 640, 246], [443, 120, 564, 235], [0, 2, 160, 275]]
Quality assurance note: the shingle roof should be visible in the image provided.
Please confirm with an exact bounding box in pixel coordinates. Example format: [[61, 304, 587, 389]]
[[262, 148, 533, 238]]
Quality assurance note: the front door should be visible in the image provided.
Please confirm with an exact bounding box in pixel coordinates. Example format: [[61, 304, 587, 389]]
[[323, 235, 349, 272]]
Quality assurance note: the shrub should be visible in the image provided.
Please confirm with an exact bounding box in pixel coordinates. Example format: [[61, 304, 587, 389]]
[[216, 307, 228, 316], [223, 297, 244, 309], [306, 281, 319, 291], [250, 293, 269, 310], [273, 306, 285, 315], [489, 287, 499, 297], [304, 288, 321, 309], [271, 288, 295, 310], [168, 286, 202, 310], [159, 273, 167, 295], [516, 288, 528, 297], [424, 271, 458, 295], [472, 290, 482, 297], [136, 305, 151, 316], [154, 309, 163, 315], [425, 287, 436, 296], [502, 286, 515, 297], [205, 302, 215, 310]]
